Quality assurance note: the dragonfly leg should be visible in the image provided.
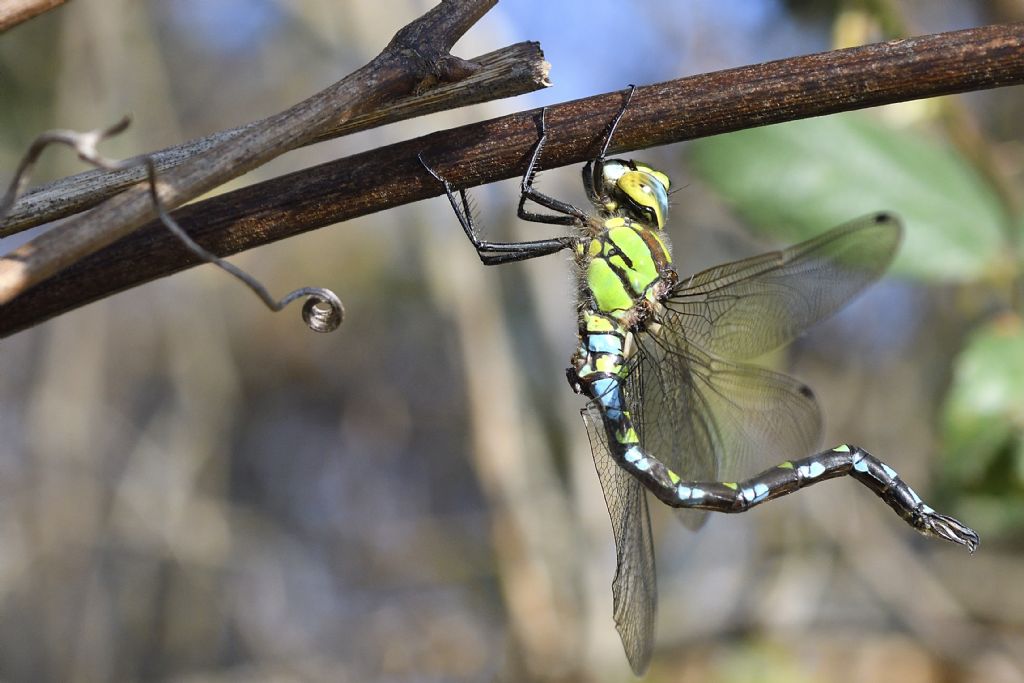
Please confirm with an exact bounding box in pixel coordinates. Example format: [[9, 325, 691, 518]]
[[418, 154, 575, 265], [616, 442, 979, 552], [594, 84, 636, 162], [517, 107, 591, 225], [583, 85, 636, 205]]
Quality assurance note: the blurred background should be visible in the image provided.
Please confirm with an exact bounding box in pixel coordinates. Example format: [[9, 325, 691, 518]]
[[1, 1, 1023, 681]]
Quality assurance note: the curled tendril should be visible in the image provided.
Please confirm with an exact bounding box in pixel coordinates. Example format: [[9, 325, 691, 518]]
[[290, 288, 345, 333], [1, 117, 345, 333], [138, 159, 345, 332]]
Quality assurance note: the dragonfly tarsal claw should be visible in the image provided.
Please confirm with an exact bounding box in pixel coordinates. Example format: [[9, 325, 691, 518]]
[[417, 152, 454, 193]]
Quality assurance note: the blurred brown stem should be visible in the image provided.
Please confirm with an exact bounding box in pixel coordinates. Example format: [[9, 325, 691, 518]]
[[0, 0, 68, 32], [2, 21, 1024, 337]]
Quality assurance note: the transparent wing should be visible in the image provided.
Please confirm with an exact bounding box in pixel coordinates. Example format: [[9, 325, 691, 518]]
[[628, 330, 822, 529], [582, 403, 656, 675], [666, 213, 901, 360]]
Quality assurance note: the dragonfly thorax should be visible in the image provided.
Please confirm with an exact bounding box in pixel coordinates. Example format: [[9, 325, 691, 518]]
[[576, 216, 678, 330], [569, 165, 677, 404], [584, 159, 671, 229]]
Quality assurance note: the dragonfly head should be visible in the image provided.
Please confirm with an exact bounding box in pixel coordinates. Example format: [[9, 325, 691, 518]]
[[585, 159, 671, 229]]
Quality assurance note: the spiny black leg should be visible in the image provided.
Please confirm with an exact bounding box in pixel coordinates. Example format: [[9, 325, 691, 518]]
[[418, 154, 575, 265], [597, 84, 636, 161], [517, 107, 590, 225], [471, 244, 570, 265], [585, 84, 636, 204], [614, 441, 979, 552]]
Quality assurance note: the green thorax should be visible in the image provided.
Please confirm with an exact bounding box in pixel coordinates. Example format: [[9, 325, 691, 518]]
[[576, 216, 677, 325]]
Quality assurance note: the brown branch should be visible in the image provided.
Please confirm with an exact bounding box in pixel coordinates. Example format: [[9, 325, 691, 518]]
[[0, 0, 498, 304], [0, 0, 67, 32], [0, 41, 549, 237], [2, 22, 1023, 337]]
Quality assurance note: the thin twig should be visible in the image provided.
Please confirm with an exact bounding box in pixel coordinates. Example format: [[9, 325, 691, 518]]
[[0, 41, 549, 237], [0, 0, 67, 33], [0, 0, 498, 305], [2, 22, 1023, 337]]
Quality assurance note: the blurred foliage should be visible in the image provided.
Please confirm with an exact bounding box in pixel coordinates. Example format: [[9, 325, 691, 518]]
[[688, 112, 1010, 281], [940, 314, 1024, 535]]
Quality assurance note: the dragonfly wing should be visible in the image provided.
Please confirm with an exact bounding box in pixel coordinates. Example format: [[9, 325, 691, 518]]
[[625, 346, 716, 529], [631, 332, 823, 526], [582, 403, 656, 675], [667, 213, 901, 360]]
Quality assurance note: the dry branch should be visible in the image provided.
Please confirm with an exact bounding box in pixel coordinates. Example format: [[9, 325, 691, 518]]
[[0, 41, 549, 236], [0, 0, 67, 32], [0, 0, 500, 304], [1, 22, 1023, 337]]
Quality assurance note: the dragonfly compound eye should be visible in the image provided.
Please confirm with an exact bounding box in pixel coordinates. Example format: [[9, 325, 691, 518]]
[[616, 169, 670, 229]]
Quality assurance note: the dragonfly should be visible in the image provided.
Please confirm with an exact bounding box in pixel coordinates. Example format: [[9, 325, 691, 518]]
[[419, 86, 979, 676]]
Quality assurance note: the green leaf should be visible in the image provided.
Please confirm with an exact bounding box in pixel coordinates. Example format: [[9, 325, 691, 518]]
[[941, 314, 1024, 485], [688, 112, 1008, 282]]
